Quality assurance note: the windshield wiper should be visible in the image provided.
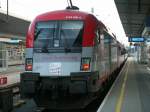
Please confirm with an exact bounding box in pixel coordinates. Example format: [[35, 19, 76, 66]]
[[60, 30, 71, 53], [34, 29, 42, 41], [64, 47, 71, 53], [41, 46, 49, 53]]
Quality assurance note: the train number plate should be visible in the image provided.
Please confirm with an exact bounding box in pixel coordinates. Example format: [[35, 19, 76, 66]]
[[49, 63, 61, 75]]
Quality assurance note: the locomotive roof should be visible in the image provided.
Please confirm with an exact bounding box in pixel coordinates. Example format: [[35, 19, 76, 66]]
[[34, 9, 97, 21], [26, 10, 117, 47]]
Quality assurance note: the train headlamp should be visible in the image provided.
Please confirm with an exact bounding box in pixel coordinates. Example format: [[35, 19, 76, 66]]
[[81, 57, 91, 71], [25, 58, 33, 71]]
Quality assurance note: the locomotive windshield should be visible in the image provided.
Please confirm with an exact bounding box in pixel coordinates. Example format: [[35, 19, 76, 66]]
[[34, 20, 83, 53]]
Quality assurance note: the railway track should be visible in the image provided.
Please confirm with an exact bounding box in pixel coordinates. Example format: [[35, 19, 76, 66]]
[[11, 82, 114, 112], [12, 63, 122, 112], [36, 73, 116, 112], [33, 82, 113, 112]]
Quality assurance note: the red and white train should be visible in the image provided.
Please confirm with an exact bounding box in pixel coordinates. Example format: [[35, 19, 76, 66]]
[[21, 8, 127, 109]]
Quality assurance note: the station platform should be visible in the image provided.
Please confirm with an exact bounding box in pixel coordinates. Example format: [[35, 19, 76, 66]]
[[97, 57, 150, 112]]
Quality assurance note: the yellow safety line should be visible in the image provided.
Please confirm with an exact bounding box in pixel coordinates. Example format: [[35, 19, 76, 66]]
[[115, 61, 130, 112]]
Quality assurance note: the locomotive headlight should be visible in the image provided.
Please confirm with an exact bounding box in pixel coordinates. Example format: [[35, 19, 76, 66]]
[[25, 58, 33, 71], [81, 57, 91, 71]]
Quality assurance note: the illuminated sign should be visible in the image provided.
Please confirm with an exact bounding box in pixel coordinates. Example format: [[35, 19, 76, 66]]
[[128, 37, 145, 42]]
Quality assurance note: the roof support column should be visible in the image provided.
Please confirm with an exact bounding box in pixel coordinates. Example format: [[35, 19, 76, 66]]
[[138, 0, 141, 12]]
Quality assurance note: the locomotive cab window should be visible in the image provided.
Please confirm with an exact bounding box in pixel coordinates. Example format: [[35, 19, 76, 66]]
[[34, 20, 83, 53]]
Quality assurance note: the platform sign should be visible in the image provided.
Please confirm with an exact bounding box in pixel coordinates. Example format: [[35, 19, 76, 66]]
[[128, 37, 145, 42]]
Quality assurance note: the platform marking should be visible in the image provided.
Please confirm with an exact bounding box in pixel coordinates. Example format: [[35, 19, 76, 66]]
[[97, 60, 128, 112], [115, 62, 130, 112]]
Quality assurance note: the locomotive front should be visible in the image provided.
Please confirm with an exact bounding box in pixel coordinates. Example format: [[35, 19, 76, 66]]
[[21, 10, 100, 108]]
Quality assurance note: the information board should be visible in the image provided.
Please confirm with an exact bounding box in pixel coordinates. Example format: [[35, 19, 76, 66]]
[[128, 37, 145, 42]]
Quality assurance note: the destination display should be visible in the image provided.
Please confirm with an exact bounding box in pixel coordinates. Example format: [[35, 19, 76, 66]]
[[128, 37, 145, 42]]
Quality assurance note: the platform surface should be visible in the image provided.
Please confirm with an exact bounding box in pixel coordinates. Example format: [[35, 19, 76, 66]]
[[0, 65, 24, 88], [97, 57, 150, 112]]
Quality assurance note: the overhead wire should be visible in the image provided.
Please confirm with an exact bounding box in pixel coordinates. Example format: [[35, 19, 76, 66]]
[[67, 0, 70, 7]]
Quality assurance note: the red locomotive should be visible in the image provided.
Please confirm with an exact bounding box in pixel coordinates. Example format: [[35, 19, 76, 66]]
[[21, 5, 127, 109]]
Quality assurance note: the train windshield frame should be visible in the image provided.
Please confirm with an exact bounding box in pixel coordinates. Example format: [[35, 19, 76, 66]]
[[34, 20, 83, 53]]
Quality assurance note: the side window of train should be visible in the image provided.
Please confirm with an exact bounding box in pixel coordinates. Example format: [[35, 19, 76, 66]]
[[95, 29, 100, 45], [100, 31, 104, 40]]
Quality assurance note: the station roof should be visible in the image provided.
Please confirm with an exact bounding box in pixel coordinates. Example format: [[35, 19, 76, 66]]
[[0, 12, 30, 39], [114, 0, 150, 37]]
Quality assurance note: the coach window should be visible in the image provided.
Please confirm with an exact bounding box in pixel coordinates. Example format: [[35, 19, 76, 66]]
[[99, 30, 105, 43], [95, 29, 100, 45]]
